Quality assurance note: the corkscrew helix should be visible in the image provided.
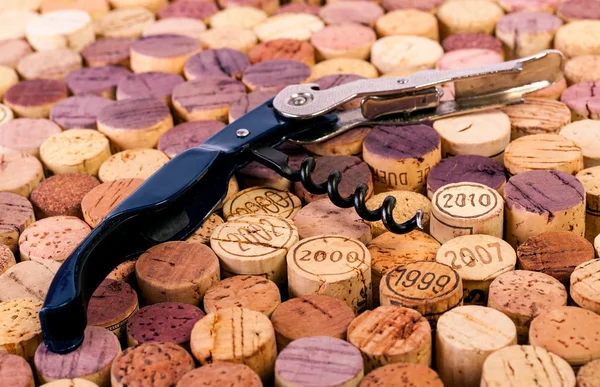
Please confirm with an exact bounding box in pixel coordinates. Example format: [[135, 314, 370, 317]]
[[39, 50, 564, 355]]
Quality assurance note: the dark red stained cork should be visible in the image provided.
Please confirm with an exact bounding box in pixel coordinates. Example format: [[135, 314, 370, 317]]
[[558, 0, 600, 20], [505, 170, 585, 216], [87, 279, 138, 328], [496, 11, 563, 34], [97, 97, 171, 130], [30, 173, 100, 220], [81, 37, 134, 67], [427, 155, 506, 193], [228, 89, 278, 121], [242, 59, 310, 91], [363, 124, 441, 161], [158, 120, 225, 158], [382, 0, 444, 11], [4, 79, 67, 107], [172, 76, 246, 111], [50, 95, 114, 130], [126, 302, 205, 346], [116, 72, 184, 102], [158, 1, 219, 20], [276, 3, 321, 15], [64, 65, 131, 96], [442, 33, 504, 54], [184, 48, 250, 80], [130, 34, 200, 58]]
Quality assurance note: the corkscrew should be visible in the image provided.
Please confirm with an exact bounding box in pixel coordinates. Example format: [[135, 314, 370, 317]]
[[40, 49, 564, 354]]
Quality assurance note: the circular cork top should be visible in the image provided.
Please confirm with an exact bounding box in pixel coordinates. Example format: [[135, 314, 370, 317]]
[[142, 17, 207, 40], [529, 306, 600, 366], [437, 48, 503, 71], [501, 99, 572, 138], [126, 302, 205, 346], [4, 79, 67, 107], [203, 276, 281, 316], [0, 39, 32, 68], [34, 326, 120, 380], [365, 191, 432, 236], [347, 305, 431, 356], [577, 358, 600, 387], [171, 76, 246, 112], [0, 352, 34, 387], [186, 213, 224, 245], [370, 35, 443, 75], [432, 182, 503, 221], [241, 59, 310, 91], [131, 34, 200, 58], [571, 259, 600, 314], [50, 95, 113, 130], [116, 72, 184, 102], [363, 124, 440, 160], [482, 345, 576, 387], [223, 186, 302, 220], [433, 110, 510, 149], [558, 0, 600, 21], [427, 155, 505, 196], [228, 89, 277, 121], [0, 244, 15, 275], [97, 97, 170, 130], [253, 13, 325, 42], [64, 65, 130, 97], [0, 153, 43, 195], [442, 32, 503, 53], [0, 191, 33, 233], [0, 298, 42, 347], [184, 48, 250, 80], [81, 37, 133, 67], [248, 39, 315, 66], [19, 216, 91, 263], [517, 231, 594, 284], [96, 8, 155, 39], [505, 170, 585, 214], [0, 260, 61, 302], [505, 133, 583, 174], [561, 82, 600, 118], [157, 120, 224, 158], [359, 363, 443, 387], [87, 279, 138, 329], [81, 178, 143, 228], [30, 173, 100, 219], [496, 11, 562, 34], [158, 1, 218, 20], [176, 363, 261, 387], [560, 120, 600, 162], [111, 342, 195, 386], [275, 336, 363, 387], [17, 49, 82, 81], [0, 118, 61, 155], [98, 148, 169, 182], [276, 3, 321, 15], [39, 379, 98, 387], [25, 9, 91, 36], [210, 7, 268, 30], [319, 2, 383, 26]]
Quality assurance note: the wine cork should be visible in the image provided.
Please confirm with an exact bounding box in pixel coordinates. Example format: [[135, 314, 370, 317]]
[[305, 128, 370, 157], [427, 155, 505, 200], [436, 48, 503, 71], [106, 260, 135, 282], [210, 214, 298, 288], [0, 191, 35, 253], [561, 81, 600, 121], [0, 10, 39, 41], [190, 307, 277, 383], [309, 57, 379, 80], [237, 142, 306, 190], [436, 235, 516, 305], [241, 59, 310, 92], [432, 110, 511, 163], [40, 0, 109, 20], [571, 259, 600, 314], [81, 178, 142, 228], [293, 199, 372, 244], [229, 89, 277, 122], [436, 305, 517, 387], [209, 6, 267, 30], [430, 182, 504, 244], [275, 336, 364, 387], [4, 79, 68, 119], [116, 72, 184, 105], [30, 173, 100, 219], [157, 1, 218, 23], [517, 231, 594, 286], [253, 13, 324, 42], [286, 235, 371, 314], [528, 76, 568, 100], [218, 0, 279, 15], [310, 23, 376, 61], [565, 55, 600, 85], [375, 9, 438, 40], [50, 95, 112, 130], [176, 363, 261, 387], [498, 0, 560, 12], [487, 270, 567, 343], [577, 166, 600, 242], [186, 213, 224, 245], [501, 98, 572, 141], [0, 66, 18, 101], [481, 345, 576, 387], [319, 1, 383, 27], [0, 118, 61, 157], [39, 129, 112, 176], [0, 259, 61, 302], [204, 275, 281, 317], [87, 279, 138, 339], [560, 120, 600, 168], [197, 28, 258, 55], [530, 306, 600, 367], [577, 359, 600, 387], [135, 241, 220, 306], [359, 363, 443, 387], [0, 352, 35, 387], [504, 170, 586, 248], [504, 134, 583, 176], [0, 298, 42, 361], [363, 124, 441, 194], [442, 32, 504, 55], [158, 120, 225, 158], [365, 191, 431, 237], [437, 0, 504, 38], [0, 245, 15, 276], [126, 302, 205, 348], [25, 10, 94, 52], [130, 34, 201, 75], [270, 294, 355, 351], [64, 65, 130, 98], [0, 153, 44, 198], [110, 342, 195, 387], [370, 36, 443, 75], [184, 48, 250, 80], [347, 305, 432, 371], [0, 39, 33, 69], [381, 0, 443, 12], [369, 230, 440, 306], [0, 104, 13, 127], [496, 11, 563, 59], [171, 76, 246, 122], [18, 216, 91, 263], [379, 261, 463, 329], [277, 3, 321, 15], [558, 0, 600, 22], [97, 97, 173, 151], [17, 48, 82, 81], [108, 0, 166, 13], [95, 8, 155, 39], [142, 17, 206, 41], [555, 20, 600, 58], [81, 38, 133, 67], [34, 326, 121, 386], [222, 186, 301, 220], [247, 39, 314, 67]]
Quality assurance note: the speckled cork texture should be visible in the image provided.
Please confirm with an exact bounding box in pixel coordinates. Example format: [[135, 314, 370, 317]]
[[203, 275, 281, 317], [87, 279, 138, 338], [30, 174, 100, 220], [0, 191, 34, 253], [176, 363, 262, 387], [0, 260, 61, 302], [359, 363, 443, 387]]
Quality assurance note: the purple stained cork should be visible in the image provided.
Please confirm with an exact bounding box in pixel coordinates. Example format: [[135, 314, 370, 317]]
[[126, 302, 205, 347], [427, 155, 506, 197], [363, 124, 441, 160], [158, 1, 219, 21], [97, 97, 170, 130], [558, 0, 600, 20], [242, 59, 311, 91], [116, 72, 185, 102], [184, 48, 250, 80], [81, 37, 134, 67], [442, 33, 504, 55], [4, 79, 67, 107], [130, 34, 200, 58], [64, 65, 131, 97], [50, 95, 114, 130], [228, 89, 278, 121], [0, 353, 34, 387], [505, 170, 585, 216], [560, 81, 600, 119], [158, 120, 225, 158], [275, 336, 364, 387], [496, 11, 563, 34], [171, 76, 246, 115], [382, 0, 444, 11], [276, 3, 321, 15]]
